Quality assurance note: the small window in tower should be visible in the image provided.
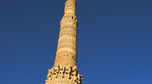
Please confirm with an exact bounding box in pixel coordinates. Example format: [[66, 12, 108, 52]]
[[72, 16, 73, 19]]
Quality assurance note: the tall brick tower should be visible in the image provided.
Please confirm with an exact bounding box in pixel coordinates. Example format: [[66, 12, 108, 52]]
[[45, 0, 82, 84]]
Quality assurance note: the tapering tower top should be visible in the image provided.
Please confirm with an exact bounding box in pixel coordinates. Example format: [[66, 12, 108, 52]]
[[64, 0, 77, 15]]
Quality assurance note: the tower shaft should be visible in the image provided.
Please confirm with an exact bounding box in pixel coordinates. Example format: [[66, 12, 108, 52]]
[[45, 0, 82, 84], [54, 0, 77, 66]]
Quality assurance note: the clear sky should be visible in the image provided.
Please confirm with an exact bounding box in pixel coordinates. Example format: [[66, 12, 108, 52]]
[[0, 0, 152, 84]]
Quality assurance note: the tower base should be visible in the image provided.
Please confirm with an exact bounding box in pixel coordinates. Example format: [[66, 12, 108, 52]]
[[45, 65, 82, 84]]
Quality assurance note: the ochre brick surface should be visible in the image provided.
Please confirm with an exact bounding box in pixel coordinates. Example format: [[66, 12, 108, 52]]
[[45, 0, 82, 84]]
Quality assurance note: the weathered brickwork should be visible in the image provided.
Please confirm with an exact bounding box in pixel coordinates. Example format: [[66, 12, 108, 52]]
[[45, 0, 82, 84], [45, 65, 82, 84]]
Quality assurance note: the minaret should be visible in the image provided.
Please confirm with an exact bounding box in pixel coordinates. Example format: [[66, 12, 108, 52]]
[[45, 0, 82, 84]]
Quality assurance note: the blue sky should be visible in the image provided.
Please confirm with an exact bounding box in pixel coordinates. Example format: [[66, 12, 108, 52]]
[[0, 0, 152, 84]]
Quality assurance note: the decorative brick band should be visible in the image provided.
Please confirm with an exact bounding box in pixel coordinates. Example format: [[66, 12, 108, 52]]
[[45, 65, 82, 84]]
